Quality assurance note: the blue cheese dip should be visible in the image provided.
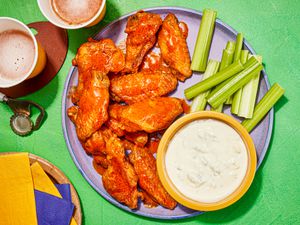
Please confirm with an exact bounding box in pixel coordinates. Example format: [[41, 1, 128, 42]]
[[165, 119, 248, 203]]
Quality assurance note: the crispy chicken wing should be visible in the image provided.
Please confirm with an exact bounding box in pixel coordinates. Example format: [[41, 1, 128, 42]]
[[105, 119, 148, 147], [124, 132, 148, 147], [93, 154, 109, 168], [139, 190, 159, 208], [102, 157, 138, 209], [128, 143, 177, 209], [93, 127, 139, 209], [123, 11, 162, 73], [110, 70, 178, 104], [83, 130, 106, 155], [93, 159, 107, 175], [158, 14, 192, 81], [109, 97, 184, 133], [72, 38, 125, 103], [140, 50, 187, 81], [67, 71, 110, 141], [93, 153, 110, 176]]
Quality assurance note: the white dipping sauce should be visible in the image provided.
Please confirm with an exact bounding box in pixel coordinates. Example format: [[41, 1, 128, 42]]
[[165, 119, 248, 203]]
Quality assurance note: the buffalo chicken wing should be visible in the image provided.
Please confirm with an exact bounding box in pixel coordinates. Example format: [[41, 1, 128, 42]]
[[110, 70, 178, 104], [96, 127, 139, 209], [67, 71, 110, 142], [123, 11, 162, 73], [128, 144, 177, 209], [109, 97, 184, 133], [72, 38, 125, 103], [158, 14, 192, 81]]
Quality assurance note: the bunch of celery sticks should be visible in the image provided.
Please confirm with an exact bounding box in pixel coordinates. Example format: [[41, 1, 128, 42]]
[[185, 9, 284, 132]]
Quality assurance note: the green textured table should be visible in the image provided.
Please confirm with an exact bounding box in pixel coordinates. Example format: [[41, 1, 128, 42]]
[[0, 1, 299, 224]]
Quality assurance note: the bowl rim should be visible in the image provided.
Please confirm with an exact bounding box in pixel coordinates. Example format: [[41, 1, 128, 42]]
[[37, 0, 106, 30], [156, 111, 257, 211]]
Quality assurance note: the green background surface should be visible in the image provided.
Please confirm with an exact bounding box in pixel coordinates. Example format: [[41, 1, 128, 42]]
[[0, 0, 299, 224]]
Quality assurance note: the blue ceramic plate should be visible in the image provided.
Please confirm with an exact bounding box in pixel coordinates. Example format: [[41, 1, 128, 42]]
[[62, 7, 273, 219]]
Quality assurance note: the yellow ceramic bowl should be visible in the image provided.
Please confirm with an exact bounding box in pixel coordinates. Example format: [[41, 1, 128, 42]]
[[156, 111, 257, 211]]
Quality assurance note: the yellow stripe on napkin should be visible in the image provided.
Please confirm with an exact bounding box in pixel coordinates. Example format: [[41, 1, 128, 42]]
[[0, 153, 38, 225], [30, 162, 78, 225]]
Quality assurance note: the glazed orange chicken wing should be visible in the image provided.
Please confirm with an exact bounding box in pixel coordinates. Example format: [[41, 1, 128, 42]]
[[105, 119, 148, 147], [158, 14, 192, 81], [89, 127, 139, 209], [100, 127, 125, 158], [123, 11, 162, 73], [109, 97, 184, 133], [93, 160, 107, 175], [67, 71, 110, 142], [124, 131, 148, 147], [93, 154, 109, 169], [110, 70, 178, 104], [105, 118, 126, 137], [129, 145, 177, 209], [72, 38, 124, 103], [139, 190, 159, 208], [140, 49, 187, 82], [83, 130, 106, 155], [102, 157, 138, 209]]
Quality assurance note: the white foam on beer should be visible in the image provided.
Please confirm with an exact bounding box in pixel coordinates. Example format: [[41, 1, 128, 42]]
[[0, 30, 35, 81], [52, 0, 102, 24]]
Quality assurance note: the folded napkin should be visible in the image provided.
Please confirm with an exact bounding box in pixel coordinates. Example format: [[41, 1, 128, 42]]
[[35, 190, 74, 225], [30, 162, 78, 225], [0, 153, 38, 225], [55, 184, 72, 202]]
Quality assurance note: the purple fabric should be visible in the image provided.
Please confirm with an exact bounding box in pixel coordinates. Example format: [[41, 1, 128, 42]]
[[34, 190, 74, 225], [55, 184, 72, 202]]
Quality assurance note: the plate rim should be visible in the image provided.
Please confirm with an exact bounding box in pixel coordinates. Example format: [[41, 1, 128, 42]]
[[61, 6, 273, 220]]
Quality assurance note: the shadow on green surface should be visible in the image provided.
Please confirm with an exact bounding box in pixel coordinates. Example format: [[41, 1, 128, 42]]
[[67, 0, 122, 56], [274, 95, 288, 114], [258, 94, 287, 172], [123, 171, 262, 224], [20, 75, 59, 111]]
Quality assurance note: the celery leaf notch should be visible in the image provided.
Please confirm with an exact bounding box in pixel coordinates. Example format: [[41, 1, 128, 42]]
[[191, 9, 217, 72]]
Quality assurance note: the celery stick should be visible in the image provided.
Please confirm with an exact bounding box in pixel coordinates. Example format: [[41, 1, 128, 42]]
[[238, 55, 262, 118], [226, 41, 236, 52], [190, 60, 220, 112], [231, 50, 249, 114], [226, 34, 243, 104], [191, 9, 217, 72], [210, 49, 234, 112], [185, 60, 243, 100], [233, 33, 244, 62], [211, 104, 223, 112], [242, 83, 285, 132], [224, 41, 235, 104], [219, 49, 234, 71], [225, 97, 233, 104], [240, 50, 249, 64], [207, 57, 263, 108]]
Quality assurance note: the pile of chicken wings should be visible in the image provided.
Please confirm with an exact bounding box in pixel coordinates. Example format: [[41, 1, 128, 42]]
[[67, 11, 191, 210]]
